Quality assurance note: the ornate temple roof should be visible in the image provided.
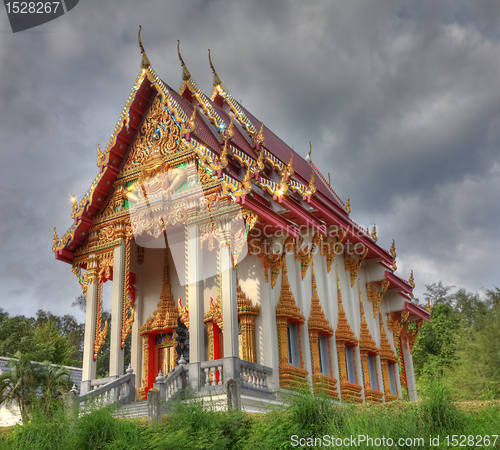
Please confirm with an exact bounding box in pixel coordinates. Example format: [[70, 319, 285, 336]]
[[52, 31, 428, 320]]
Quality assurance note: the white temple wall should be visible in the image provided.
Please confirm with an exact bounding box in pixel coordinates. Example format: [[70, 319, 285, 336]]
[[140, 248, 165, 322]]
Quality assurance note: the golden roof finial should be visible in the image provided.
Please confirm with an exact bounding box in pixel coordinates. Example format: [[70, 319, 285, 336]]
[[390, 239, 397, 258], [409, 270, 415, 288], [208, 49, 221, 86], [188, 107, 196, 133], [225, 115, 234, 140], [243, 165, 252, 193], [256, 146, 265, 171], [426, 299, 431, 313], [138, 26, 150, 69], [220, 140, 229, 168], [308, 171, 317, 195], [328, 173, 331, 186], [52, 227, 59, 252], [305, 141, 312, 163], [345, 196, 351, 213], [256, 121, 265, 144], [177, 40, 191, 81], [390, 240, 397, 271], [97, 144, 105, 167], [287, 153, 294, 177], [71, 195, 78, 217], [371, 224, 378, 242]]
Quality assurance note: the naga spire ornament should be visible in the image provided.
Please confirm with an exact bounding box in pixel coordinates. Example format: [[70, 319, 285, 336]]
[[371, 224, 378, 242], [409, 270, 415, 288], [208, 49, 221, 86], [390, 239, 397, 270], [177, 40, 191, 81], [52, 227, 59, 252], [345, 197, 351, 213], [138, 26, 150, 69]]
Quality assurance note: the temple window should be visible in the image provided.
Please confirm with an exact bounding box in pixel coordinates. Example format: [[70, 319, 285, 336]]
[[358, 282, 383, 403], [388, 362, 397, 396], [318, 335, 331, 377], [276, 257, 308, 389], [307, 261, 338, 397], [287, 323, 301, 368], [344, 345, 357, 384], [335, 266, 363, 402], [368, 354, 378, 391]]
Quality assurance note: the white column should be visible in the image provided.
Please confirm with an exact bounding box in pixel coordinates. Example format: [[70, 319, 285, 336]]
[[260, 266, 280, 389], [187, 225, 204, 363], [110, 240, 125, 377], [403, 340, 418, 401], [220, 241, 238, 358], [82, 254, 98, 394], [131, 245, 143, 398]]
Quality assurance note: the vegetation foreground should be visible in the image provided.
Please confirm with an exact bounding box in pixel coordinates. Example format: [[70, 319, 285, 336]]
[[0, 380, 499, 450]]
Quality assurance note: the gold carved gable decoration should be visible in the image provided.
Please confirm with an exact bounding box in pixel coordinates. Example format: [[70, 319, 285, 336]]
[[123, 97, 181, 171]]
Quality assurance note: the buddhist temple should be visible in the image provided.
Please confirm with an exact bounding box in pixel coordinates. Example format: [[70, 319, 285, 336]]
[[52, 29, 430, 409]]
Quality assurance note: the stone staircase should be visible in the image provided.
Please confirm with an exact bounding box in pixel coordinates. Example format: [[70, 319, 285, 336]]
[[117, 400, 149, 419]]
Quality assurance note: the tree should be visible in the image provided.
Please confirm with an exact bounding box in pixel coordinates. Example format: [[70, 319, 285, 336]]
[[36, 361, 72, 416], [412, 303, 461, 379], [0, 352, 39, 423]]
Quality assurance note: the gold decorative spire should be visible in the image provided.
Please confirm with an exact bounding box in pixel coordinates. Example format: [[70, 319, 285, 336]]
[[243, 165, 252, 193], [224, 115, 234, 140], [409, 270, 415, 288], [139, 249, 178, 334], [188, 107, 196, 133], [287, 153, 295, 178], [379, 312, 396, 361], [138, 26, 150, 69], [256, 146, 265, 171], [307, 260, 333, 335], [371, 224, 378, 242], [359, 281, 378, 353], [71, 196, 78, 217], [426, 299, 432, 313], [96, 144, 105, 167], [275, 257, 305, 323], [308, 171, 317, 195], [52, 228, 59, 252], [256, 122, 265, 144], [208, 49, 221, 86], [335, 265, 358, 345], [345, 197, 351, 213], [328, 173, 331, 186], [390, 239, 396, 258], [220, 140, 229, 168], [177, 40, 191, 81], [390, 239, 397, 270]]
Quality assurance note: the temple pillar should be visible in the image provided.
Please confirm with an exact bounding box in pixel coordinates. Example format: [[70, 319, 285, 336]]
[[187, 225, 204, 363], [81, 254, 99, 394], [260, 270, 280, 389], [402, 340, 418, 401], [219, 237, 238, 360], [110, 240, 126, 377], [131, 246, 143, 398]]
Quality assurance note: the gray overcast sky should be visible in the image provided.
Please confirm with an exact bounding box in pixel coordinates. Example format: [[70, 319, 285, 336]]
[[1, 0, 499, 324]]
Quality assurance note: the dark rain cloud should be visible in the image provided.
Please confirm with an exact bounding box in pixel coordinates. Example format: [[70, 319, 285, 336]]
[[1, 0, 499, 321]]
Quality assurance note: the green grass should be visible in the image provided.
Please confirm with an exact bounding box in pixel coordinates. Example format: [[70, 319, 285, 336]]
[[1, 381, 498, 450]]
